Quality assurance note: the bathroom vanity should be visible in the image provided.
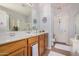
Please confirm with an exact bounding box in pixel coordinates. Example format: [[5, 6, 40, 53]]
[[0, 32, 48, 56], [0, 3, 48, 56]]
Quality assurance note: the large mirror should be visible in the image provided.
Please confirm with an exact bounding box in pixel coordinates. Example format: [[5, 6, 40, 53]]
[[0, 3, 32, 32], [75, 14, 79, 34]]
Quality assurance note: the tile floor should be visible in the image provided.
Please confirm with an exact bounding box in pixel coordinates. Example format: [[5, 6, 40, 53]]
[[43, 43, 72, 56]]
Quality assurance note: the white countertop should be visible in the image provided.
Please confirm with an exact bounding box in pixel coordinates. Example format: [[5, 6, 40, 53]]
[[0, 31, 47, 45]]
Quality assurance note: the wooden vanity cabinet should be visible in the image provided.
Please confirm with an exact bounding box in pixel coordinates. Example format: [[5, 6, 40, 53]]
[[27, 36, 38, 56], [0, 33, 48, 56], [0, 39, 28, 56]]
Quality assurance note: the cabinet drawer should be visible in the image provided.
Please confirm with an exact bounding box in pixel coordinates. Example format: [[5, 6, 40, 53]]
[[28, 36, 38, 44], [0, 39, 26, 56]]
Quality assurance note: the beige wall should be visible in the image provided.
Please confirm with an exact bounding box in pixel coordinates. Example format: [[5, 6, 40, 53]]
[[32, 3, 52, 49]]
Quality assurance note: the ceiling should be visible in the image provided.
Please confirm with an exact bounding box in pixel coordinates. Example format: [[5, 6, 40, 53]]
[[0, 3, 32, 16]]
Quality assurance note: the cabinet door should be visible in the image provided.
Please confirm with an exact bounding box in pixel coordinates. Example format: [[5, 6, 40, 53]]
[[8, 48, 24, 56], [24, 40, 28, 56], [38, 34, 45, 56], [39, 39, 44, 56], [0, 39, 26, 56], [44, 33, 48, 49], [28, 36, 38, 56]]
